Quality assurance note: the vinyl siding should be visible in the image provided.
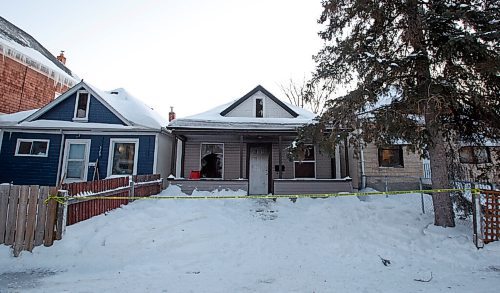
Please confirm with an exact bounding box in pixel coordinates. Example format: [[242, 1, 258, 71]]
[[37, 88, 125, 125], [225, 91, 294, 118], [0, 132, 62, 185], [63, 134, 156, 180]]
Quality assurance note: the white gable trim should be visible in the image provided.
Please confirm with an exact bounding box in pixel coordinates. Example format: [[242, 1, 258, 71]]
[[21, 81, 132, 126]]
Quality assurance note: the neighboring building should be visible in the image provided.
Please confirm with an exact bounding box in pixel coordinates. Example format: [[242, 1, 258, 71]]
[[0, 81, 173, 186], [454, 142, 500, 185], [167, 85, 353, 195], [0, 16, 77, 114]]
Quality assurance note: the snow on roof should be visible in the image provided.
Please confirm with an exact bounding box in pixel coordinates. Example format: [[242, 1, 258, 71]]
[[97, 87, 169, 130], [169, 97, 316, 131], [0, 109, 38, 126], [1, 82, 168, 131], [0, 16, 77, 78]]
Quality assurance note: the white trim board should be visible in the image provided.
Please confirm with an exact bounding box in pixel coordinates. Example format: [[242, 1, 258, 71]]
[[107, 138, 140, 177]]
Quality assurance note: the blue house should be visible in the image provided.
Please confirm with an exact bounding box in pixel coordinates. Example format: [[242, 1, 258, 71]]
[[0, 81, 174, 186]]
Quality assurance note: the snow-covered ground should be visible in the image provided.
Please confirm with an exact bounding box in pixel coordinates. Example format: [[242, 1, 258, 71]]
[[1, 186, 499, 292]]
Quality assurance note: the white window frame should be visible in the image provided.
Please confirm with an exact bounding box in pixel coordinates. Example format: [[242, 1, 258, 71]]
[[107, 138, 140, 177], [293, 144, 316, 179], [61, 139, 91, 183], [14, 139, 50, 157], [199, 143, 224, 179], [73, 90, 91, 121], [253, 96, 266, 118]]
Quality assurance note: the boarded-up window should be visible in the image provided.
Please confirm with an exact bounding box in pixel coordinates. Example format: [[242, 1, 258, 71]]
[[459, 147, 491, 164], [201, 143, 223, 178], [378, 146, 404, 168], [294, 145, 315, 178]]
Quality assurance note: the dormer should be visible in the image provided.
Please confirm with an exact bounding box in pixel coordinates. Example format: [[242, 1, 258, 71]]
[[220, 85, 298, 119], [73, 90, 90, 121]]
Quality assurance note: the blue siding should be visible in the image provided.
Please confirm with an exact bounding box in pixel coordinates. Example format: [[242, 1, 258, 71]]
[[37, 87, 125, 125], [0, 132, 156, 186], [0, 132, 62, 185], [64, 134, 156, 180]]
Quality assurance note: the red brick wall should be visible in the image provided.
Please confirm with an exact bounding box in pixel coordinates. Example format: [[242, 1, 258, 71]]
[[0, 54, 70, 114]]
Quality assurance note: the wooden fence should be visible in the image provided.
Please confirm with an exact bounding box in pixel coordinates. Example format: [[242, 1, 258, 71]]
[[63, 175, 162, 226], [0, 185, 63, 256], [481, 190, 500, 244], [1, 174, 163, 256]]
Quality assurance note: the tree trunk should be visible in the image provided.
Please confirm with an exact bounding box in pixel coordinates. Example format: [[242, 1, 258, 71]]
[[428, 131, 455, 227], [408, 0, 455, 227]]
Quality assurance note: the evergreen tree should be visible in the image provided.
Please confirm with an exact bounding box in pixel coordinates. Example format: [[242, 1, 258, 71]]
[[305, 0, 499, 227]]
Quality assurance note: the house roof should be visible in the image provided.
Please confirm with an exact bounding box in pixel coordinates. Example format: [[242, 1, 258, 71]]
[[168, 86, 316, 132], [220, 85, 299, 117], [1, 81, 168, 131], [0, 16, 76, 82]]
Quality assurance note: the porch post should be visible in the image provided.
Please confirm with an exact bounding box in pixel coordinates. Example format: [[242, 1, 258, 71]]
[[278, 136, 283, 179], [239, 135, 243, 179], [335, 144, 341, 179]]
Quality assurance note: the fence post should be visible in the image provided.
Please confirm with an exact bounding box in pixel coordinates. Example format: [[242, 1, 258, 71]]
[[129, 179, 135, 203], [472, 187, 484, 249], [55, 190, 68, 240], [419, 177, 425, 214]]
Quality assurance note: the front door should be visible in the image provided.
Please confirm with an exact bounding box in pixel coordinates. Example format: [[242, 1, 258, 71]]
[[61, 139, 91, 183], [249, 146, 269, 195]]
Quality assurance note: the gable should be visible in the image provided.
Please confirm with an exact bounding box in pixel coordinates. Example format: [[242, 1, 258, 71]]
[[221, 86, 298, 119], [36, 86, 126, 125], [224, 91, 294, 118]]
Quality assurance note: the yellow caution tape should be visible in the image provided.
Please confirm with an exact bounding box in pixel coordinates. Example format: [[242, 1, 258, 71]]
[[43, 188, 481, 203]]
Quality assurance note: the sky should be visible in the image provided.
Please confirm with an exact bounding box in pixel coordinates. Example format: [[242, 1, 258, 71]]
[[1, 0, 325, 118]]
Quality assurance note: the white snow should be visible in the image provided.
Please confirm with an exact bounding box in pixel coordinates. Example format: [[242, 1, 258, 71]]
[[1, 186, 499, 292], [86, 85, 169, 130], [0, 109, 38, 126], [0, 37, 77, 85]]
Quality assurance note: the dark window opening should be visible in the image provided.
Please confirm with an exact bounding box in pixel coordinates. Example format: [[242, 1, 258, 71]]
[[378, 146, 404, 168], [294, 145, 315, 178], [201, 144, 223, 178], [75, 92, 89, 119], [459, 147, 491, 164], [256, 98, 263, 118]]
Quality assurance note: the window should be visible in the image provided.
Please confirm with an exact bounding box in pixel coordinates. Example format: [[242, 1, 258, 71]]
[[73, 90, 90, 120], [255, 98, 263, 118], [459, 147, 491, 164], [15, 139, 49, 157], [294, 145, 315, 178], [63, 139, 91, 182], [108, 139, 139, 176], [200, 143, 223, 178], [378, 146, 404, 167]]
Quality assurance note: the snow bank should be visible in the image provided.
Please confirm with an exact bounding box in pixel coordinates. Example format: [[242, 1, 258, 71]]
[[1, 187, 499, 292]]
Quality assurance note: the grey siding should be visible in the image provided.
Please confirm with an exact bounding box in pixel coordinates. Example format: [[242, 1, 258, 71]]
[[271, 141, 294, 180], [170, 179, 248, 195], [156, 133, 174, 188], [183, 136, 246, 180], [273, 179, 353, 195]]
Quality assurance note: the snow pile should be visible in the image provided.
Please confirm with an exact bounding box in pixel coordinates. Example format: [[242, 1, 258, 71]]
[[1, 187, 499, 292]]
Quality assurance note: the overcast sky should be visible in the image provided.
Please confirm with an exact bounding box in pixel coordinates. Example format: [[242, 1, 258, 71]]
[[2, 0, 325, 118]]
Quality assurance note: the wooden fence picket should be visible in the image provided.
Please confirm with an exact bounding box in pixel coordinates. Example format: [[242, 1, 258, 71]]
[[25, 186, 39, 251], [13, 186, 29, 256], [0, 185, 10, 244], [5, 185, 20, 245], [34, 186, 49, 246]]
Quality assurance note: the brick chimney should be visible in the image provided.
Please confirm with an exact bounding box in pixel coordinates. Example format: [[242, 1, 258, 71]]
[[56, 51, 66, 65], [168, 106, 176, 122]]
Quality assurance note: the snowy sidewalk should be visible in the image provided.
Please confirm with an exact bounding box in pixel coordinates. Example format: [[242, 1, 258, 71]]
[[1, 186, 499, 292]]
